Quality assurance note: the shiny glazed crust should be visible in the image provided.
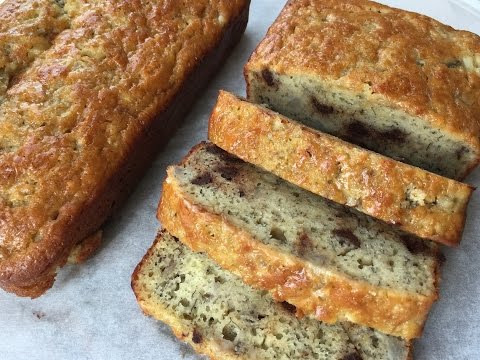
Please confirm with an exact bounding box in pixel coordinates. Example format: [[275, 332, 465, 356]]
[[158, 149, 439, 339], [208, 91, 474, 246], [245, 0, 480, 179], [0, 0, 250, 297]]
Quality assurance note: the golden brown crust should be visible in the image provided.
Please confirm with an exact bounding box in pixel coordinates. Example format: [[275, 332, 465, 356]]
[[2, 229, 103, 297], [67, 230, 102, 265], [0, 0, 250, 297], [0, 0, 70, 101], [158, 169, 438, 339], [2, 229, 101, 297], [209, 91, 474, 246], [245, 0, 480, 156], [0, 268, 58, 298]]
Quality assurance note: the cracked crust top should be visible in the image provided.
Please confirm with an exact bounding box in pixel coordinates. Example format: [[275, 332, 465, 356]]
[[0, 0, 249, 296], [246, 0, 480, 154]]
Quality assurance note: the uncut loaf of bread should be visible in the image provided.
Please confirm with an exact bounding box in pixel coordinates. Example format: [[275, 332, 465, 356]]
[[0, 0, 250, 297], [132, 230, 412, 360], [158, 143, 441, 339], [209, 91, 474, 246], [245, 0, 480, 180]]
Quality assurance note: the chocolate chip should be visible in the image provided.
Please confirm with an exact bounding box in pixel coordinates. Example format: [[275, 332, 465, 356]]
[[346, 120, 370, 138], [381, 128, 407, 144], [239, 189, 245, 197], [400, 235, 429, 255], [312, 97, 334, 114], [191, 173, 213, 185], [261, 69, 277, 88], [217, 165, 239, 181], [192, 328, 203, 344], [332, 229, 361, 249], [345, 121, 407, 145], [297, 232, 313, 256], [280, 302, 296, 314]]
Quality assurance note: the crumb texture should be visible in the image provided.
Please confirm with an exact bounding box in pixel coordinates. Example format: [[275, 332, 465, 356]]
[[0, 0, 70, 103], [342, 323, 410, 360], [172, 143, 438, 295], [133, 231, 410, 359], [0, 0, 248, 291], [245, 0, 480, 179], [158, 143, 439, 339]]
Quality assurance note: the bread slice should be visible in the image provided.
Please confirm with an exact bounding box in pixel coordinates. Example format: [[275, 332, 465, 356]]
[[0, 0, 250, 297], [158, 142, 440, 339], [244, 0, 480, 180], [132, 230, 412, 360], [208, 91, 474, 246]]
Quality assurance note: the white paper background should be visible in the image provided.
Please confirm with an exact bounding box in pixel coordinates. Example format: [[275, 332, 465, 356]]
[[0, 1, 479, 359]]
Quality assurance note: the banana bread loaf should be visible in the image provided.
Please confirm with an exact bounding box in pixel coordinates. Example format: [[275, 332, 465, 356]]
[[158, 142, 441, 339], [245, 0, 480, 180], [0, 0, 250, 297], [132, 230, 412, 360], [209, 91, 474, 246]]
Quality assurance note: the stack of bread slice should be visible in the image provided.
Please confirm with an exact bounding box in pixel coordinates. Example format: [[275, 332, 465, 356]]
[[133, 0, 479, 359], [133, 230, 412, 359]]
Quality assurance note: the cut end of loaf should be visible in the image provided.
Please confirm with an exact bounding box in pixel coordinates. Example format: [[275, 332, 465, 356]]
[[244, 0, 480, 180], [245, 69, 479, 180]]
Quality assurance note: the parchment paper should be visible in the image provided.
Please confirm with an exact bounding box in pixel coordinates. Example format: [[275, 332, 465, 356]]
[[1, 1, 479, 359]]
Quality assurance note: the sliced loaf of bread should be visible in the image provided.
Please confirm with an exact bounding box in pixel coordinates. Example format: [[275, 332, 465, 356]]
[[244, 0, 480, 180], [132, 230, 411, 360], [209, 91, 474, 246], [158, 142, 441, 339]]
